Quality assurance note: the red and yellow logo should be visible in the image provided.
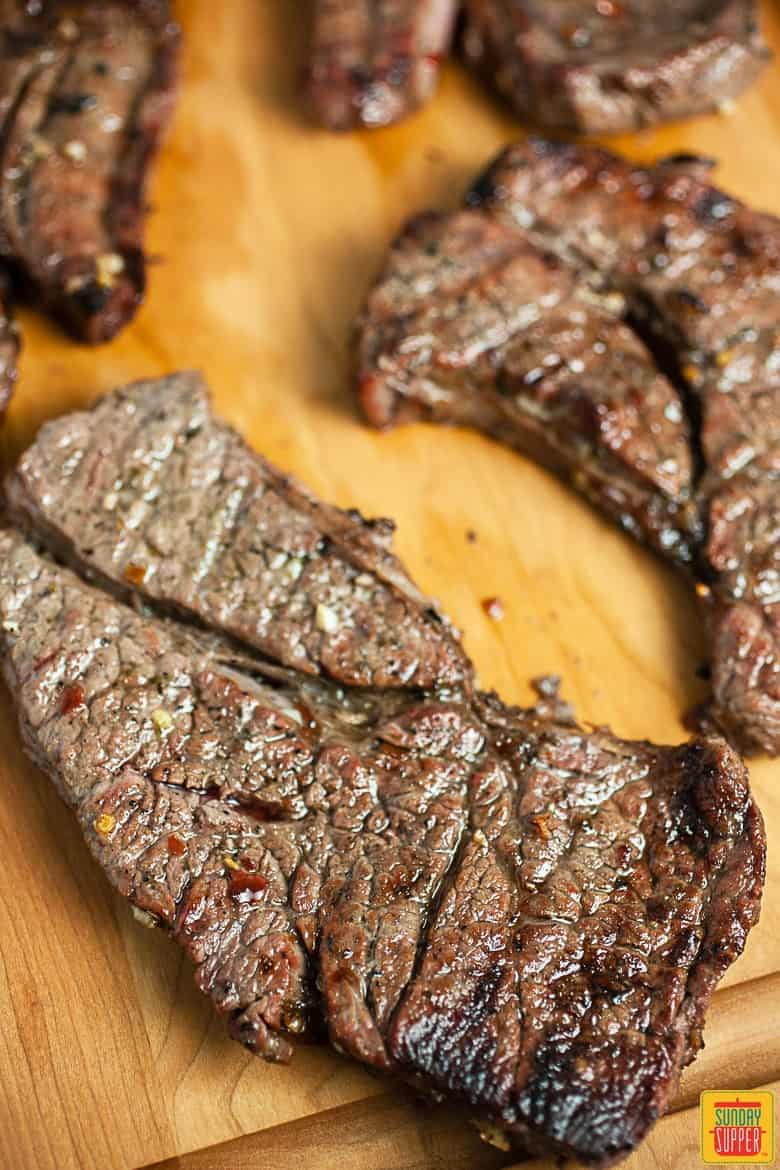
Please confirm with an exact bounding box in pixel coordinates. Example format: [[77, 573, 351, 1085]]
[[700, 1091, 775, 1164]]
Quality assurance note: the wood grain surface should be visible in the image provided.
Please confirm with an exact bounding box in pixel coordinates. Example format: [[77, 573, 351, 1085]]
[[0, 4, 778, 1169], [141, 974, 780, 1170]]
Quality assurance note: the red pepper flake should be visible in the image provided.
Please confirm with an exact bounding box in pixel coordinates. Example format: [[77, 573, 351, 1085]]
[[125, 562, 147, 586], [481, 596, 505, 621], [167, 834, 186, 856], [228, 871, 268, 903], [60, 682, 86, 714]]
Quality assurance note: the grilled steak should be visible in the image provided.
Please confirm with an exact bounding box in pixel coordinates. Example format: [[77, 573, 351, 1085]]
[[356, 140, 780, 754], [5, 371, 468, 691], [0, 483, 764, 1166], [462, 0, 770, 135], [305, 0, 458, 130], [0, 269, 18, 419], [357, 207, 702, 566], [0, 1, 179, 343], [305, 1, 768, 134]]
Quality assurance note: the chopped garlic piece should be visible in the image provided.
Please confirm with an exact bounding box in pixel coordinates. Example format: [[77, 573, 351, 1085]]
[[94, 813, 116, 836], [96, 252, 125, 288], [151, 708, 173, 734], [131, 906, 157, 929], [315, 603, 339, 634], [63, 139, 87, 163]]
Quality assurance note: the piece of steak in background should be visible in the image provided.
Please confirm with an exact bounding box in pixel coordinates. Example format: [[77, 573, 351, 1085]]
[[304, 0, 458, 129], [0, 0, 179, 343], [356, 140, 780, 755], [5, 371, 469, 691], [461, 0, 770, 134], [0, 268, 18, 419], [0, 510, 765, 1167]]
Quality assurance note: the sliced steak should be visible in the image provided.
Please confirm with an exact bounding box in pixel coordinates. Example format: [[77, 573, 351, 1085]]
[[461, 0, 770, 134], [0, 1, 179, 342], [305, 0, 458, 130], [357, 207, 701, 565], [357, 141, 780, 753], [470, 140, 780, 753], [0, 521, 764, 1167], [5, 371, 469, 690]]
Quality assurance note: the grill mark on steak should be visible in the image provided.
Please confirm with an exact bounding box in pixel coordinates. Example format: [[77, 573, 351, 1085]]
[[357, 139, 780, 754], [357, 206, 703, 565], [5, 371, 470, 691], [0, 1, 178, 349], [305, 1, 768, 135], [305, 0, 458, 130], [0, 511, 764, 1167], [461, 1, 770, 136]]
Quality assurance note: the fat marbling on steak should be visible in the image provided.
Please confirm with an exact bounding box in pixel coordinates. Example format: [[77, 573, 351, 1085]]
[[0, 505, 764, 1165], [305, 0, 458, 129], [357, 140, 780, 756], [5, 371, 468, 691], [462, 0, 770, 135], [0, 0, 179, 343]]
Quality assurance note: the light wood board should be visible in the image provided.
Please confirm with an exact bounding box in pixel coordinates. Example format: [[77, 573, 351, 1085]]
[[0, 3, 779, 1168]]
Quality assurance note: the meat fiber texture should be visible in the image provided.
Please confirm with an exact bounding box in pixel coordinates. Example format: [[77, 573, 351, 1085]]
[[0, 372, 766, 1167], [305, 0, 769, 132], [0, 1, 179, 415], [356, 140, 780, 758]]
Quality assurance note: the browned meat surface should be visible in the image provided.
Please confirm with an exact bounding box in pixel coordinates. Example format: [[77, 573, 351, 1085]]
[[356, 140, 780, 754], [0, 1, 179, 344], [5, 371, 469, 691], [462, 0, 770, 135], [305, 1, 768, 134], [0, 268, 18, 418], [357, 207, 701, 565], [0, 506, 764, 1166], [305, 0, 457, 129]]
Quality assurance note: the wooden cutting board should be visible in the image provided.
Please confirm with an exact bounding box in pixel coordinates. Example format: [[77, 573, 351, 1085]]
[[0, 4, 779, 1168]]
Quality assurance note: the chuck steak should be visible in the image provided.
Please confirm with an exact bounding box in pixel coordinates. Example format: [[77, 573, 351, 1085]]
[[0, 0, 179, 343], [462, 0, 770, 135], [0, 2, 177, 418], [304, 0, 458, 130], [0, 481, 764, 1166], [5, 371, 468, 691], [305, 1, 768, 134], [356, 140, 780, 756]]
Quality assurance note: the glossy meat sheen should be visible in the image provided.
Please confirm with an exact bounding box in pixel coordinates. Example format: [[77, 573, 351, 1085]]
[[0, 525, 764, 1166], [0, 271, 18, 419], [305, 0, 457, 129], [0, 0, 179, 342], [358, 140, 780, 754], [471, 140, 780, 753], [462, 0, 770, 134], [5, 372, 469, 690], [357, 207, 701, 565]]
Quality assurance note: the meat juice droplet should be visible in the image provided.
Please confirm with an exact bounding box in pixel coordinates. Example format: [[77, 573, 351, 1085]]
[[228, 871, 268, 902], [60, 683, 86, 714]]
